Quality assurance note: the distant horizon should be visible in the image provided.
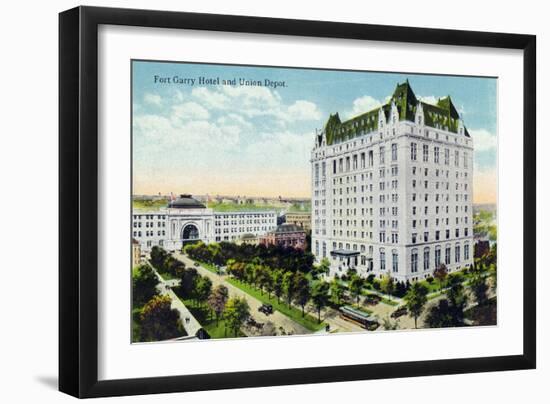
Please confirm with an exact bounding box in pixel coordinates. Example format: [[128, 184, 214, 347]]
[[133, 61, 497, 205], [132, 192, 496, 206]]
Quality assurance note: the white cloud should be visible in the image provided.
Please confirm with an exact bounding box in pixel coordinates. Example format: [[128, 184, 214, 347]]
[[286, 100, 322, 121], [470, 129, 497, 152], [143, 93, 162, 106], [171, 101, 210, 121], [343, 95, 383, 119], [418, 95, 439, 105], [191, 87, 230, 109]]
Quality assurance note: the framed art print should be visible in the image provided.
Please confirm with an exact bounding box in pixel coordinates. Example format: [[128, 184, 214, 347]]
[[59, 6, 536, 398]]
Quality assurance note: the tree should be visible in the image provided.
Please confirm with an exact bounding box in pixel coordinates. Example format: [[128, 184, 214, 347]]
[[150, 246, 168, 269], [223, 297, 250, 337], [380, 273, 395, 301], [208, 285, 229, 325], [140, 295, 183, 341], [312, 258, 331, 279], [404, 282, 429, 328], [329, 278, 345, 306], [178, 267, 198, 298], [470, 273, 489, 306], [132, 264, 159, 307], [425, 282, 468, 328], [272, 269, 284, 304], [194, 276, 213, 307], [282, 271, 296, 308], [263, 268, 275, 298], [293, 272, 311, 316], [349, 275, 365, 304], [433, 264, 448, 291], [311, 281, 330, 323]]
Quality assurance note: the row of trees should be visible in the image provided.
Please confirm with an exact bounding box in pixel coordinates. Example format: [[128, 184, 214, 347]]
[[404, 266, 492, 329], [150, 246, 186, 278], [132, 264, 184, 341], [184, 241, 315, 274], [226, 259, 352, 323]]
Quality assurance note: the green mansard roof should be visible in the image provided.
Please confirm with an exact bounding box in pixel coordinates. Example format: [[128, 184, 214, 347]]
[[323, 80, 469, 146]]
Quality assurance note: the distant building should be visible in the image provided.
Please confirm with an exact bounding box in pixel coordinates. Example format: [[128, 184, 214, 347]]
[[133, 194, 276, 252], [285, 212, 312, 232], [132, 238, 141, 266], [237, 233, 259, 246], [260, 224, 306, 251]]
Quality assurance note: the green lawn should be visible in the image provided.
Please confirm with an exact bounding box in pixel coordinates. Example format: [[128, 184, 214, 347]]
[[225, 278, 326, 332], [178, 297, 244, 339], [132, 307, 143, 342], [379, 296, 399, 306], [207, 201, 278, 212], [194, 260, 219, 274], [132, 198, 168, 211], [157, 271, 177, 281]]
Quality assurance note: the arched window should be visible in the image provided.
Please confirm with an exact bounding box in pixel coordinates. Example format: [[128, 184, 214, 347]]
[[423, 247, 430, 271], [411, 248, 418, 273], [379, 248, 386, 271], [392, 249, 399, 273]]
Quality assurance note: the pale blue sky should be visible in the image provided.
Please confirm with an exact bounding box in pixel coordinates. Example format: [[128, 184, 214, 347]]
[[132, 60, 497, 201]]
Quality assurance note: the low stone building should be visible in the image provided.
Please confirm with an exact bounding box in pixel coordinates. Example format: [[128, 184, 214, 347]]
[[132, 238, 141, 266], [260, 224, 307, 251]]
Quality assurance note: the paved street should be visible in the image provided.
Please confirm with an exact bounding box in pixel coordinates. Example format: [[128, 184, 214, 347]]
[[174, 252, 311, 336], [147, 262, 202, 339]]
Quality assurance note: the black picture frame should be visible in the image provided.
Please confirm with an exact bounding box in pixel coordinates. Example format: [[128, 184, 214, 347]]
[[59, 5, 536, 398]]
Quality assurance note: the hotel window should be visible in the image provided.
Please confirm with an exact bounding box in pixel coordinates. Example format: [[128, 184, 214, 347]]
[[412, 233, 417, 243], [380, 249, 386, 271], [379, 146, 385, 164], [445, 246, 451, 265], [455, 150, 460, 167], [435, 246, 441, 267], [424, 232, 429, 242], [360, 153, 366, 168], [368, 150, 374, 166], [392, 250, 399, 273], [463, 152, 468, 169], [423, 144, 429, 162], [434, 146, 440, 163], [333, 160, 337, 174], [423, 247, 430, 270], [411, 142, 417, 161], [411, 249, 418, 273], [391, 143, 398, 161], [444, 148, 450, 165], [455, 244, 461, 263], [464, 244, 470, 260]]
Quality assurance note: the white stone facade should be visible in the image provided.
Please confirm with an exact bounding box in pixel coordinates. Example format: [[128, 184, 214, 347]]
[[132, 204, 276, 253], [311, 84, 474, 282]]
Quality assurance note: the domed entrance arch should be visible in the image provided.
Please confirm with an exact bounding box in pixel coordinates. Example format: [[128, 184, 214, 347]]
[[182, 223, 199, 241]]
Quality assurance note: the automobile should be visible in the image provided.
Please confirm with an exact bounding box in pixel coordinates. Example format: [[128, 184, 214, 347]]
[[391, 306, 408, 319], [258, 303, 273, 315]]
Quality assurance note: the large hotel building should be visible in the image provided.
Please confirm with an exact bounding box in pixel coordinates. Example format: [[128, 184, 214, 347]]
[[311, 81, 474, 282]]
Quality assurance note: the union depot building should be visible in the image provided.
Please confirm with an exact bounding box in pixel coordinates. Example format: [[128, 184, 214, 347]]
[[132, 194, 277, 253], [311, 81, 474, 282]]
